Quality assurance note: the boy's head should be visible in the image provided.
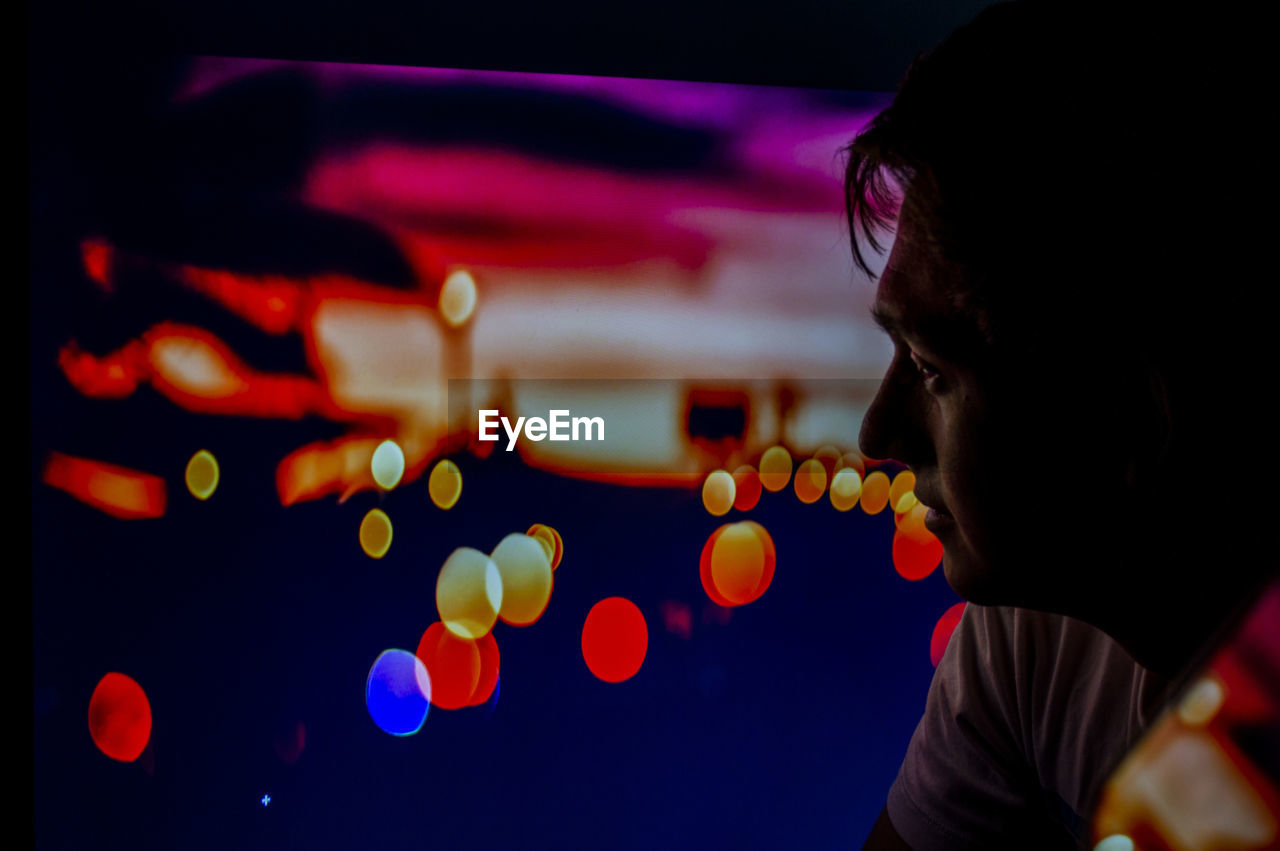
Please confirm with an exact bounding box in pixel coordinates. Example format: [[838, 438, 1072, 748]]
[[847, 1, 1259, 623]]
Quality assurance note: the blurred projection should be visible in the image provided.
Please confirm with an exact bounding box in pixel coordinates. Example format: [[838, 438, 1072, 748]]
[[582, 597, 648, 683], [437, 547, 503, 639], [930, 602, 966, 667], [526, 523, 564, 571], [359, 508, 393, 559], [365, 649, 431, 736], [731, 465, 762, 512], [702, 469, 736, 516], [370, 440, 406, 490], [88, 672, 151, 762], [860, 470, 891, 515], [184, 449, 220, 500], [428, 459, 462, 509], [892, 528, 943, 581], [758, 446, 793, 493], [793, 458, 827, 504], [44, 452, 166, 519], [438, 269, 478, 328], [490, 533, 554, 626], [830, 467, 863, 512], [414, 623, 482, 710], [700, 521, 776, 607]]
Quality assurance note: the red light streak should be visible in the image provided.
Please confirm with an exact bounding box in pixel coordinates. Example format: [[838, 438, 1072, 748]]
[[43, 452, 166, 519]]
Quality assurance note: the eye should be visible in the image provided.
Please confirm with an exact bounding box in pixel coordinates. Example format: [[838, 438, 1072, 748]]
[[910, 351, 943, 388]]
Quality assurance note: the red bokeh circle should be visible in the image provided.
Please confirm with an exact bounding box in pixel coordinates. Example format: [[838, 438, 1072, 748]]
[[581, 597, 648, 683], [88, 672, 152, 762]]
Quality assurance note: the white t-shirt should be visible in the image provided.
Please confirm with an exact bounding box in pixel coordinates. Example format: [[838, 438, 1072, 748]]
[[886, 603, 1176, 849]]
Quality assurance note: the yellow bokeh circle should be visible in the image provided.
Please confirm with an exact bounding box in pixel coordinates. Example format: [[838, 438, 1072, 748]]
[[758, 446, 793, 493], [185, 449, 219, 500], [702, 469, 736, 516], [830, 467, 862, 512], [437, 547, 503, 639], [359, 508, 393, 559], [793, 458, 827, 504], [428, 459, 463, 509], [371, 440, 406, 490], [490, 533, 554, 626], [860, 470, 891, 515], [889, 470, 917, 514], [439, 269, 478, 328]]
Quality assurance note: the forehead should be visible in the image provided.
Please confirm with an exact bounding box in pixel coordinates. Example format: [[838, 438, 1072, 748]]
[[872, 224, 989, 361]]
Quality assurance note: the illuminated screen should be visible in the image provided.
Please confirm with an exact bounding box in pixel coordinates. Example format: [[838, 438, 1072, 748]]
[[30, 54, 966, 847]]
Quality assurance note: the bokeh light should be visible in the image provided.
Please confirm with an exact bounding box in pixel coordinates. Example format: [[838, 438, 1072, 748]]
[[930, 602, 966, 667], [529, 531, 554, 562], [889, 471, 916, 513], [88, 672, 151, 762], [527, 524, 563, 571], [437, 547, 503, 639], [731, 465, 762, 511], [184, 449, 219, 500], [414, 623, 481, 710], [370, 439, 406, 490], [365, 649, 431, 736], [896, 501, 930, 541], [860, 470, 891, 515], [490, 533, 554, 626], [359, 508, 393, 559], [469, 631, 501, 707], [1177, 676, 1226, 726], [439, 269, 478, 328], [892, 528, 943, 580], [581, 597, 648, 683], [793, 458, 826, 504], [758, 445, 792, 493], [813, 445, 841, 486], [830, 467, 862, 512], [701, 469, 736, 516], [699, 521, 775, 607], [1093, 836, 1135, 851], [428, 459, 463, 509], [836, 450, 866, 478]]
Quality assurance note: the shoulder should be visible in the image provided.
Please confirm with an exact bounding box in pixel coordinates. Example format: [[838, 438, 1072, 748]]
[[886, 604, 1165, 850]]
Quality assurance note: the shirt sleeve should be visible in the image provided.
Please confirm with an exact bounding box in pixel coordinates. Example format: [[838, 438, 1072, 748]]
[[884, 605, 1073, 850]]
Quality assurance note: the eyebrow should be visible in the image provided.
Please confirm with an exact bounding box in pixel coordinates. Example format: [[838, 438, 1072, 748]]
[[870, 302, 990, 363]]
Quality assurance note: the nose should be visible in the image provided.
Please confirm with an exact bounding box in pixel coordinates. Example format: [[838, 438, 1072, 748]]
[[859, 355, 928, 466]]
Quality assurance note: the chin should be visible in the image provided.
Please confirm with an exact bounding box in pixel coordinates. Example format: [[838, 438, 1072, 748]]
[[940, 551, 1006, 607]]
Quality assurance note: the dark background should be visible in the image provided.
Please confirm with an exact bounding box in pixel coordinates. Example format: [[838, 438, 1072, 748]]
[[29, 1, 991, 848]]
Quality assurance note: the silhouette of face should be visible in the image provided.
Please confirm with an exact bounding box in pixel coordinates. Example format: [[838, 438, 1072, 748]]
[[859, 211, 1128, 608]]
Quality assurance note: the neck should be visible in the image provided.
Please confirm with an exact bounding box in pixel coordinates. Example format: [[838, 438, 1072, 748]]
[[1073, 547, 1263, 681]]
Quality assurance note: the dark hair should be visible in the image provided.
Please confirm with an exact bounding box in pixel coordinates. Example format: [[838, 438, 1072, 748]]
[[841, 2, 1209, 350]]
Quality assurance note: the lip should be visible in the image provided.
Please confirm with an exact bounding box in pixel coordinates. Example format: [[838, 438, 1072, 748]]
[[922, 505, 954, 534]]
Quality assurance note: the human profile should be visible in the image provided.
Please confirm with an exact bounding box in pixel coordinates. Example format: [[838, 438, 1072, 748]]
[[846, 2, 1270, 847]]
